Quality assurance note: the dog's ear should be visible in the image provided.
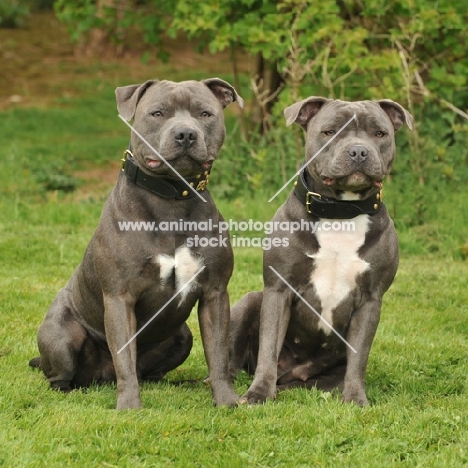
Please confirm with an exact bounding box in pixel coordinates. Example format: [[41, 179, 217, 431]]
[[202, 78, 244, 109], [284, 97, 330, 129], [115, 80, 157, 121], [377, 99, 413, 131]]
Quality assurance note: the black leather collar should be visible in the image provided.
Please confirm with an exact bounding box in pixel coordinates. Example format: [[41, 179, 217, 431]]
[[121, 150, 210, 200], [294, 166, 382, 219]]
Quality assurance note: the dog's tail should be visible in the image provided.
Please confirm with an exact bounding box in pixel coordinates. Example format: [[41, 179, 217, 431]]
[[29, 357, 41, 368]]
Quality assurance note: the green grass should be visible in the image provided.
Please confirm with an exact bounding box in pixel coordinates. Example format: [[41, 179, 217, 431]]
[[1, 245, 468, 466], [1, 71, 468, 467]]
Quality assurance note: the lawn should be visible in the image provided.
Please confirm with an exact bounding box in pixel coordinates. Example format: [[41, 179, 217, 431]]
[[1, 198, 468, 466], [1, 13, 468, 468]]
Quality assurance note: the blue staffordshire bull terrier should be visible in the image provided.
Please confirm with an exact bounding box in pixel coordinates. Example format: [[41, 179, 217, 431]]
[[229, 97, 412, 406], [30, 78, 243, 409]]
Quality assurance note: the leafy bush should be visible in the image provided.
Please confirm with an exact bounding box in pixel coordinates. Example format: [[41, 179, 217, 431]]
[[0, 0, 29, 28], [53, 0, 468, 246], [174, 0, 468, 230]]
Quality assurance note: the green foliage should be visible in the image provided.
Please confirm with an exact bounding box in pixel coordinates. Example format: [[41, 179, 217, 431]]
[[0, 0, 30, 28], [26, 0, 55, 11], [54, 0, 99, 42], [3, 1, 468, 257], [36, 165, 79, 192], [171, 0, 468, 229]]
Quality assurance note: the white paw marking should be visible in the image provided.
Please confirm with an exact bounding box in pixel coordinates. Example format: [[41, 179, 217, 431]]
[[308, 215, 370, 334]]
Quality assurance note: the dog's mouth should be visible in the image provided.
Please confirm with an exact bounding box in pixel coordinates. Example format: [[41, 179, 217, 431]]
[[321, 173, 383, 190], [145, 157, 213, 175], [146, 158, 162, 169]]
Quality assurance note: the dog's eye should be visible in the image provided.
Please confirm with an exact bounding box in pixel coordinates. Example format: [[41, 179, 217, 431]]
[[151, 111, 163, 117], [200, 111, 212, 118], [375, 131, 386, 138], [323, 130, 335, 136]]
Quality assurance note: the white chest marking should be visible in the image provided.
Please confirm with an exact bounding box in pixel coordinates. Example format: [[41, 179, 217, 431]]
[[308, 215, 370, 334], [341, 191, 361, 201], [156, 245, 204, 304]]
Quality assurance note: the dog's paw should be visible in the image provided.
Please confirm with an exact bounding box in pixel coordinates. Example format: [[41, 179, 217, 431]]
[[29, 357, 41, 368], [214, 394, 239, 408], [239, 390, 275, 405], [341, 390, 369, 407], [50, 380, 73, 393], [211, 381, 239, 408], [116, 391, 142, 410]]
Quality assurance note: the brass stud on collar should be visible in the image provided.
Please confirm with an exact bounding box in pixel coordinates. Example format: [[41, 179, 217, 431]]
[[374, 203, 379, 210], [376, 193, 380, 200], [189, 182, 194, 187], [196, 174, 201, 179], [182, 190, 189, 197], [294, 180, 298, 187], [204, 170, 209, 176]]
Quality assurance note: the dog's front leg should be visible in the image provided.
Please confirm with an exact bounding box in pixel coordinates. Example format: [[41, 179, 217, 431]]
[[104, 294, 141, 410], [198, 288, 239, 407], [341, 298, 382, 406], [241, 289, 292, 404]]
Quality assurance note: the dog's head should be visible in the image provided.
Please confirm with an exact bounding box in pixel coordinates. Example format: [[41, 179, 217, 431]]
[[116, 78, 243, 177], [284, 97, 413, 197]]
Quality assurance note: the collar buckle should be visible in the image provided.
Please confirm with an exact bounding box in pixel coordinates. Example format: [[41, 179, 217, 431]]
[[121, 149, 133, 171], [305, 191, 322, 214]]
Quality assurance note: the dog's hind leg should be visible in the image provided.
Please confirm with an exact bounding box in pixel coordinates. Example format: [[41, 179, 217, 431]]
[[229, 291, 262, 378], [138, 323, 193, 382], [34, 290, 87, 391], [277, 362, 347, 393]]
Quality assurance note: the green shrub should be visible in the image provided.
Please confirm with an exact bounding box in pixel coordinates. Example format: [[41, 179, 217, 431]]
[[0, 0, 29, 28]]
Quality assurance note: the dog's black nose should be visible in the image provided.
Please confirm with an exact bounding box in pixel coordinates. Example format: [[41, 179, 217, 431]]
[[348, 145, 368, 162], [174, 127, 197, 147]]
